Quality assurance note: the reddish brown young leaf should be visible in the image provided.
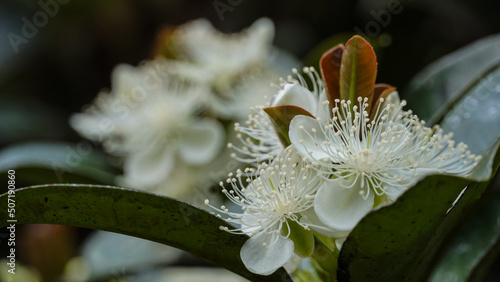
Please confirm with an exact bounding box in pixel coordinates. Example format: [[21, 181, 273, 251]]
[[370, 84, 397, 119], [320, 44, 345, 107], [373, 83, 393, 100], [264, 105, 315, 146], [339, 35, 378, 110]]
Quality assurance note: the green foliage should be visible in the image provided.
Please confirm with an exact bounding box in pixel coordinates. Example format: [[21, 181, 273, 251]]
[[405, 34, 500, 124], [428, 179, 500, 282], [338, 135, 499, 280], [0, 184, 291, 281], [285, 219, 315, 257], [3, 32, 500, 281], [439, 65, 500, 155], [336, 34, 500, 281], [0, 141, 119, 185], [337, 173, 497, 281]]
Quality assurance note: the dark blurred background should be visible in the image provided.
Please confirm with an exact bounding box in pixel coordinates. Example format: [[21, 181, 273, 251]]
[[2, 0, 500, 146], [1, 0, 500, 281]]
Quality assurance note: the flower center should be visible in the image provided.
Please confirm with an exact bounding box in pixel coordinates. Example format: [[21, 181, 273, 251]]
[[350, 149, 376, 174]]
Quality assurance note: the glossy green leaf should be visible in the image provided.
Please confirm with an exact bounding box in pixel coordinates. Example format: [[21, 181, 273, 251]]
[[0, 141, 119, 185], [264, 105, 315, 147], [428, 180, 500, 282], [312, 235, 339, 274], [337, 137, 500, 281], [439, 65, 500, 155], [339, 43, 500, 280], [405, 34, 500, 124], [339, 35, 378, 108], [0, 184, 291, 281]]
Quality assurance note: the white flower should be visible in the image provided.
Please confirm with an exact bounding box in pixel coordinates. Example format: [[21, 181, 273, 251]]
[[205, 147, 339, 275], [229, 67, 329, 164], [271, 68, 330, 121], [70, 60, 225, 193], [174, 18, 273, 79], [289, 95, 481, 231], [167, 18, 283, 120]]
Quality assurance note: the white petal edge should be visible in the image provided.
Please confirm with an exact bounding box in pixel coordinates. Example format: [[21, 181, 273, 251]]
[[178, 118, 225, 165], [299, 208, 349, 238], [271, 83, 318, 114], [289, 115, 333, 161], [314, 180, 375, 231], [240, 232, 295, 275], [335, 236, 347, 250], [111, 64, 146, 100], [315, 90, 331, 121]]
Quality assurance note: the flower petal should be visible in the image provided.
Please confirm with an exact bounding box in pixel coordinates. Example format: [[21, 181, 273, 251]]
[[124, 145, 175, 187], [112, 64, 146, 101], [178, 118, 225, 165], [300, 208, 349, 238], [315, 90, 331, 121], [240, 232, 295, 275], [271, 83, 318, 114], [289, 115, 334, 161], [382, 181, 415, 201], [239, 210, 265, 236], [314, 180, 375, 231], [335, 236, 347, 250]]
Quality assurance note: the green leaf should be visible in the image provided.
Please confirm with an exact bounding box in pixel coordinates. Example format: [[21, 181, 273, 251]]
[[312, 235, 339, 274], [0, 184, 291, 281], [339, 35, 378, 108], [294, 258, 326, 282], [428, 183, 500, 282], [405, 34, 500, 124], [439, 64, 500, 155], [0, 141, 119, 185], [264, 105, 315, 147], [285, 219, 314, 257], [337, 137, 500, 281]]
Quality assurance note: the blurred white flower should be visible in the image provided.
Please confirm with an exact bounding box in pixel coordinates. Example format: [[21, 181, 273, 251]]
[[289, 95, 482, 231], [134, 267, 248, 282], [205, 147, 340, 275], [70, 60, 225, 195], [167, 18, 286, 120]]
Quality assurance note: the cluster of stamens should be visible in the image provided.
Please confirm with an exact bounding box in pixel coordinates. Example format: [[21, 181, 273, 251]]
[[296, 96, 481, 199], [205, 148, 323, 247], [228, 67, 326, 164]]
